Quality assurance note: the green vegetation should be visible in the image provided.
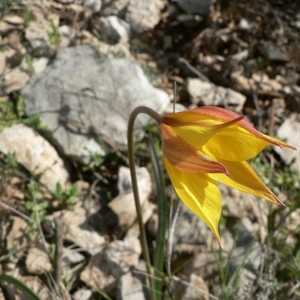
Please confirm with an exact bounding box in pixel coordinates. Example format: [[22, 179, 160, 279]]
[[0, 98, 20, 131], [0, 0, 21, 19], [47, 19, 61, 47], [22, 5, 35, 26]]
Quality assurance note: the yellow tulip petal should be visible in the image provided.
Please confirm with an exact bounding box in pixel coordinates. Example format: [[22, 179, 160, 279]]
[[162, 124, 229, 174], [162, 111, 244, 149], [208, 158, 285, 206], [164, 157, 224, 249], [204, 127, 296, 162], [163, 106, 296, 161]]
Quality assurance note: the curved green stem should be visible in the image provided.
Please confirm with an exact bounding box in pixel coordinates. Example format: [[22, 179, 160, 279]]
[[127, 106, 161, 300], [0, 274, 41, 300], [149, 133, 168, 300]]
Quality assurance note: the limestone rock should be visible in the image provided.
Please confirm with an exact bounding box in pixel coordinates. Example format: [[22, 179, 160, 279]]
[[0, 52, 6, 76], [84, 0, 102, 12], [172, 202, 213, 254], [171, 274, 210, 300], [26, 246, 52, 275], [59, 25, 76, 48], [219, 184, 269, 243], [109, 166, 152, 229], [80, 240, 140, 295], [0, 124, 69, 191], [97, 40, 132, 59], [117, 271, 146, 300], [275, 119, 300, 173], [32, 57, 49, 75], [73, 289, 93, 300], [126, 0, 164, 33], [187, 78, 246, 112], [101, 0, 128, 17], [2, 67, 30, 94], [21, 46, 169, 162], [6, 216, 30, 259], [99, 16, 131, 44], [25, 8, 59, 54], [60, 202, 106, 255]]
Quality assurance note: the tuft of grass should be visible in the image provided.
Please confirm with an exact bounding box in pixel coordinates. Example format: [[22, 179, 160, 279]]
[[22, 5, 35, 26], [51, 183, 79, 210], [251, 149, 300, 297], [0, 99, 20, 131], [47, 19, 61, 47]]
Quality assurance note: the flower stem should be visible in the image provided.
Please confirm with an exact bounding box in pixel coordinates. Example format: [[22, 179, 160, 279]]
[[127, 106, 161, 300]]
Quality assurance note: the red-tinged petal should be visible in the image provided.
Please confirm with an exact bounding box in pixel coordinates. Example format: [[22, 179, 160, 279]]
[[164, 157, 225, 249], [161, 124, 229, 175], [164, 106, 296, 161], [162, 112, 244, 150], [207, 157, 285, 206]]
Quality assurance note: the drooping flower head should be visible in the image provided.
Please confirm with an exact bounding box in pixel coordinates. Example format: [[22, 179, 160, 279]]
[[160, 106, 296, 249]]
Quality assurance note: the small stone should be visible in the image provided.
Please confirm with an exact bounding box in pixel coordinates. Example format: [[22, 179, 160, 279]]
[[0, 52, 6, 76], [26, 246, 52, 275], [258, 41, 290, 62], [182, 250, 218, 279], [6, 216, 30, 258], [59, 25, 76, 48], [126, 0, 163, 33], [99, 16, 131, 44], [62, 247, 85, 267], [3, 15, 25, 25], [172, 274, 209, 300], [80, 240, 139, 295], [25, 10, 59, 53], [2, 67, 30, 93], [84, 0, 102, 12], [101, 0, 128, 17], [0, 124, 69, 191], [172, 202, 214, 254], [73, 289, 93, 300], [276, 119, 300, 172], [32, 57, 49, 75], [187, 78, 246, 112], [117, 271, 146, 300], [109, 166, 152, 229], [61, 203, 106, 255]]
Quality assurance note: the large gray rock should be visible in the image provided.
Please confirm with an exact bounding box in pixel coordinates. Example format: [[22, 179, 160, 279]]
[[21, 46, 169, 162]]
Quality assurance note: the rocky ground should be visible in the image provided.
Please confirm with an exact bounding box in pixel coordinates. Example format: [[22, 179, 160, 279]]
[[0, 0, 300, 299]]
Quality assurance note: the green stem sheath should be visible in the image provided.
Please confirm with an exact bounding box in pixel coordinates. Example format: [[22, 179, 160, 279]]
[[127, 106, 161, 300]]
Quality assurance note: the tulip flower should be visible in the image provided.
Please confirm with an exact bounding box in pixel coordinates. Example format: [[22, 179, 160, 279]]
[[160, 106, 296, 249]]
